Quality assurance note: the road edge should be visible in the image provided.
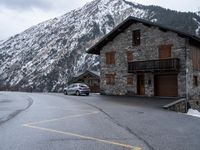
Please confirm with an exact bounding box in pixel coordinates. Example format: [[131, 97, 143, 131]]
[[0, 95, 33, 125]]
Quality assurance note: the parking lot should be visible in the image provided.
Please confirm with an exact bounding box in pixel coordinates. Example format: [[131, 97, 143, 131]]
[[0, 92, 200, 150]]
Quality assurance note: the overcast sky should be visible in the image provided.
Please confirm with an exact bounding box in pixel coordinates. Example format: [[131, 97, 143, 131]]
[[0, 0, 200, 40]]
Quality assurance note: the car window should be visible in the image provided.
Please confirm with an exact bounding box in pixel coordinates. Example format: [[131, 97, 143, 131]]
[[79, 84, 88, 88], [68, 85, 73, 88]]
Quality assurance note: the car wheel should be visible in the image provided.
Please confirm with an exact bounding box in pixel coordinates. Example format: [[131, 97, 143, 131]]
[[86, 93, 89, 96], [64, 90, 68, 95], [76, 91, 80, 96]]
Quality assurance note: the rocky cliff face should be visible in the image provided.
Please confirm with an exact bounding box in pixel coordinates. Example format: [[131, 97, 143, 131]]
[[0, 0, 199, 92]]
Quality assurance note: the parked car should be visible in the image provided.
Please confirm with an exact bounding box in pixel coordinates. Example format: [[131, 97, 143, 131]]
[[63, 83, 90, 96]]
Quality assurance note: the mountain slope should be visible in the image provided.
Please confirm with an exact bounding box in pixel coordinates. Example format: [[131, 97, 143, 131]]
[[0, 0, 200, 92]]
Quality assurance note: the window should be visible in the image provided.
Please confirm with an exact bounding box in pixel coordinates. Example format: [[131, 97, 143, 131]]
[[105, 74, 115, 85], [127, 51, 133, 62], [193, 76, 198, 87], [159, 45, 171, 59], [127, 75, 134, 85], [132, 30, 140, 46], [191, 48, 200, 71], [106, 52, 115, 64]]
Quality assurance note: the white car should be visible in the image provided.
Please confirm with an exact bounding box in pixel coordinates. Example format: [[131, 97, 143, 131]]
[[63, 83, 90, 96]]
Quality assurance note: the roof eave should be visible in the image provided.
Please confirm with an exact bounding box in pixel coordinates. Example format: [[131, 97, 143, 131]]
[[86, 16, 200, 54]]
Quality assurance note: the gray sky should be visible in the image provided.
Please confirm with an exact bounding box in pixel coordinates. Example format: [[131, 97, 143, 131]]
[[0, 0, 199, 40]]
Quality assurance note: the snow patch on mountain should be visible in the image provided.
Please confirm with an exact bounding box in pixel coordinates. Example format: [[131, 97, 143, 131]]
[[0, 0, 199, 92], [193, 18, 200, 35], [0, 0, 151, 92], [0, 40, 3, 45]]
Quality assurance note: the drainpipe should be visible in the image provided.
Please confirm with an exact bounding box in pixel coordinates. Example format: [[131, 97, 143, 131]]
[[185, 38, 189, 112]]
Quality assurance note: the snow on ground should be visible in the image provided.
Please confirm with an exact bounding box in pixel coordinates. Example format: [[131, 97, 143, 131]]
[[187, 109, 200, 118]]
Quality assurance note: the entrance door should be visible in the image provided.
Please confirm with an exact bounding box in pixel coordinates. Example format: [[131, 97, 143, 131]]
[[137, 75, 145, 95]]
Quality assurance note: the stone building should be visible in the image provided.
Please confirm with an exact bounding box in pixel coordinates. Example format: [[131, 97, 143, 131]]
[[68, 70, 100, 93], [87, 16, 200, 100]]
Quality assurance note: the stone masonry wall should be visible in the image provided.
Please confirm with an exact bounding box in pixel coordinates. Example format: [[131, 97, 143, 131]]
[[100, 23, 187, 97], [189, 100, 200, 111], [186, 44, 200, 100]]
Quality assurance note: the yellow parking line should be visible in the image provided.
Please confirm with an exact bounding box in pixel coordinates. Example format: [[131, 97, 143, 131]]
[[46, 108, 94, 112], [23, 124, 141, 150], [22, 108, 142, 150], [44, 106, 90, 110], [23, 111, 99, 126]]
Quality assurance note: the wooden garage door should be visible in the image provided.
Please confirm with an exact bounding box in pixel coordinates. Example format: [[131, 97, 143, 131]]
[[155, 75, 178, 97]]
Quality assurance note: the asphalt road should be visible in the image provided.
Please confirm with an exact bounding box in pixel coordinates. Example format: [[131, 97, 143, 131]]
[[0, 92, 200, 150]]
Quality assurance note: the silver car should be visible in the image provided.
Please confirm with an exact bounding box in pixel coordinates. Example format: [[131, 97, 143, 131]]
[[63, 83, 90, 96]]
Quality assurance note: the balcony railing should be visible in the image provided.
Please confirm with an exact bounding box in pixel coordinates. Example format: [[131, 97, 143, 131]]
[[128, 58, 180, 73]]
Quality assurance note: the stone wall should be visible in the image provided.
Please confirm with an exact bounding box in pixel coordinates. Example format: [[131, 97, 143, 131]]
[[186, 44, 200, 100], [164, 99, 187, 113], [164, 99, 200, 113], [100, 22, 187, 97], [189, 100, 200, 111]]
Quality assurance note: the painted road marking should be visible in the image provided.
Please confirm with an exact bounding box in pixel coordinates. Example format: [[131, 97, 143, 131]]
[[22, 108, 142, 150], [45, 107, 95, 112], [44, 105, 90, 109], [36, 106, 97, 113], [23, 111, 99, 125], [23, 124, 141, 150]]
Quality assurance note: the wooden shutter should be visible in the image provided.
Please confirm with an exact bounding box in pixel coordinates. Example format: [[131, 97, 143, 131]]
[[106, 74, 115, 85], [133, 30, 140, 46], [127, 51, 133, 62], [106, 52, 115, 64], [159, 45, 171, 59], [191, 48, 200, 71], [127, 75, 134, 85]]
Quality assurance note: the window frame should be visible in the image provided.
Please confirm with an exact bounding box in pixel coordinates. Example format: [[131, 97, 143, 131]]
[[105, 74, 115, 85], [159, 44, 172, 59], [132, 30, 141, 46], [126, 51, 133, 62], [193, 75, 198, 87], [127, 75, 134, 85], [106, 51, 115, 65], [191, 48, 200, 71]]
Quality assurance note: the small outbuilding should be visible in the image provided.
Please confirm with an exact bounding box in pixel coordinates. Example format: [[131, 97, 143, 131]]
[[68, 70, 100, 93]]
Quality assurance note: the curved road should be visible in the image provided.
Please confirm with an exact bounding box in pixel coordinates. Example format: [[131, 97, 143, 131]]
[[0, 92, 200, 150]]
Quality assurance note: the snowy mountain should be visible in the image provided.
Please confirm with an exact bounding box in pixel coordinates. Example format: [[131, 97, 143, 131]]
[[0, 0, 200, 92], [0, 40, 4, 45]]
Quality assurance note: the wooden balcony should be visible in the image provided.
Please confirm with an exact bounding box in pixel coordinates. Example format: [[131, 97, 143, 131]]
[[128, 58, 180, 73]]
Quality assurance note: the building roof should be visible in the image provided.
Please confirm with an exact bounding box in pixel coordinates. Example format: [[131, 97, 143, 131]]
[[68, 70, 100, 84], [87, 16, 200, 55]]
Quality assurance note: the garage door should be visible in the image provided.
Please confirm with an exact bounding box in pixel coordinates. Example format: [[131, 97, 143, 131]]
[[155, 75, 178, 97]]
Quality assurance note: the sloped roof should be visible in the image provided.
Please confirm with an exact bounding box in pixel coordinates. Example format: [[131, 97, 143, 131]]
[[68, 70, 100, 84], [89, 70, 100, 77], [87, 16, 200, 55]]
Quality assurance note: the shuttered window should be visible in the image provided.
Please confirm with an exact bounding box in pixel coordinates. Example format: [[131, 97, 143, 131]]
[[132, 30, 140, 46], [105, 74, 115, 85], [193, 76, 198, 87], [159, 45, 171, 59], [127, 75, 134, 85], [191, 48, 200, 71], [127, 51, 133, 62], [106, 52, 115, 64]]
